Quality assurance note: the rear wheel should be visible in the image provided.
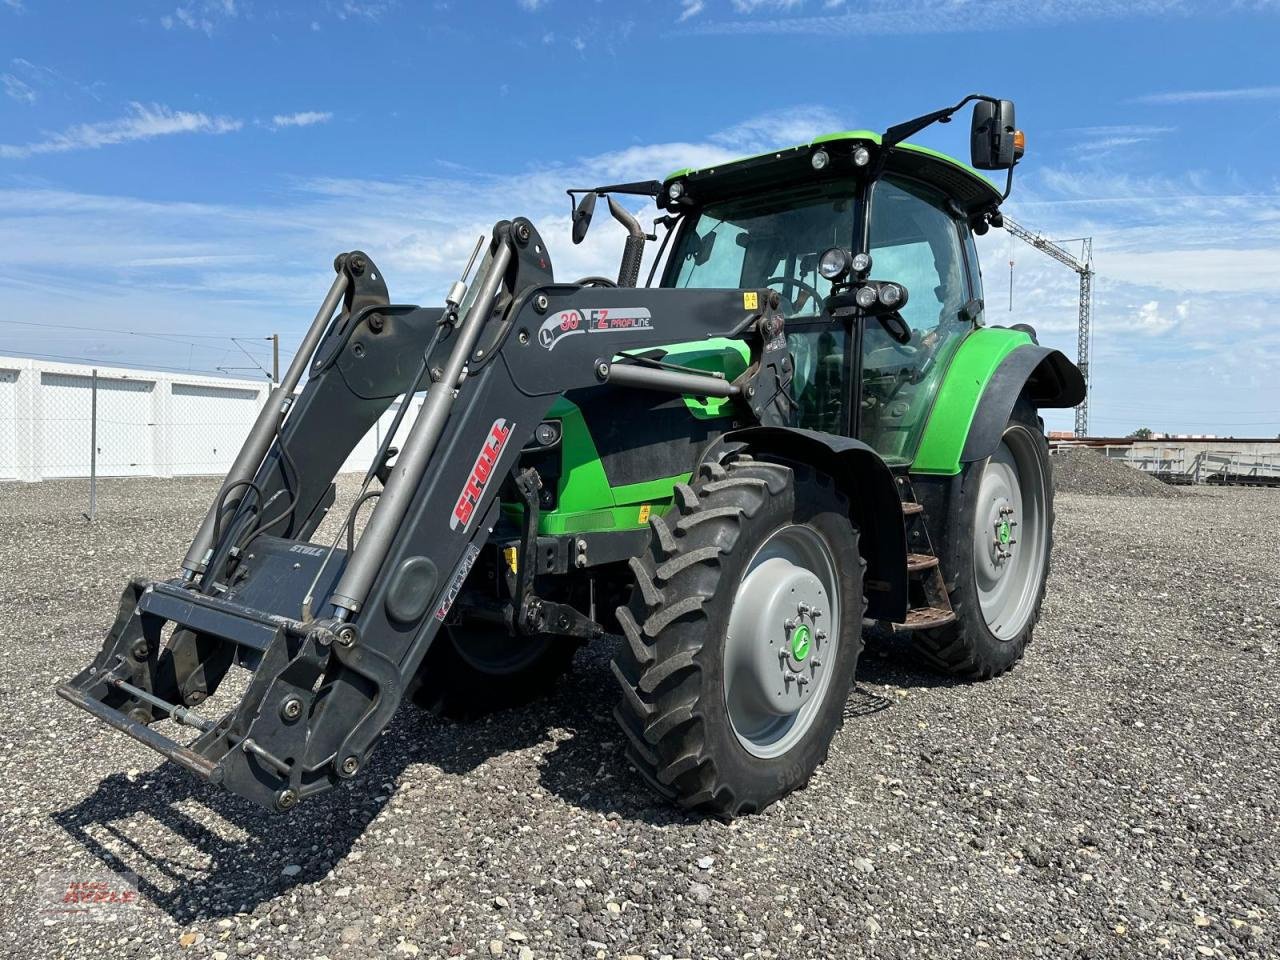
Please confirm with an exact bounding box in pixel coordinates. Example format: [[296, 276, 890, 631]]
[[913, 400, 1053, 679], [612, 457, 865, 817], [410, 622, 577, 721]]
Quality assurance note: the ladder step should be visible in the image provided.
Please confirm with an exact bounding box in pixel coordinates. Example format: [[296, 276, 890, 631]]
[[901, 501, 923, 516], [903, 606, 957, 630], [906, 552, 939, 573]]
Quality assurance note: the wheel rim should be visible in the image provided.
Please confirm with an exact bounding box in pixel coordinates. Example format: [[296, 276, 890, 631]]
[[972, 426, 1048, 640], [723, 523, 841, 759]]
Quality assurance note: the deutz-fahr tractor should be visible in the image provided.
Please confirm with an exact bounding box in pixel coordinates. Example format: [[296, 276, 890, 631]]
[[60, 95, 1084, 817]]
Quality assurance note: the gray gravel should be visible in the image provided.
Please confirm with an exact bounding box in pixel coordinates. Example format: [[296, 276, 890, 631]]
[[0, 476, 1276, 959], [1053, 448, 1184, 498]]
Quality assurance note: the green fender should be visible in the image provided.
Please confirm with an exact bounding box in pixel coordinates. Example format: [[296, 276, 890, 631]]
[[912, 329, 1085, 475]]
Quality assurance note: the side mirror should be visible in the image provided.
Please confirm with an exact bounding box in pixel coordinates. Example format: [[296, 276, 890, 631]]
[[971, 99, 1017, 170], [571, 192, 597, 245]]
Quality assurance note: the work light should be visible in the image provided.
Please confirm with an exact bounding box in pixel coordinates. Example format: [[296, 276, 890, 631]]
[[818, 247, 852, 282], [878, 283, 903, 308]]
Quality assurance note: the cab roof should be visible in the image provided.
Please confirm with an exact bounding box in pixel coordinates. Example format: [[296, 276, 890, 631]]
[[661, 130, 1003, 216]]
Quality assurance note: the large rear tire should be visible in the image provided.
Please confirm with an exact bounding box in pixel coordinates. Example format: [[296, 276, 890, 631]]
[[410, 622, 577, 721], [913, 399, 1053, 679], [612, 457, 865, 817]]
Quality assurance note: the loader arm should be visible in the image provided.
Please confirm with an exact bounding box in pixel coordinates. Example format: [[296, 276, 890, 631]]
[[57, 218, 793, 811]]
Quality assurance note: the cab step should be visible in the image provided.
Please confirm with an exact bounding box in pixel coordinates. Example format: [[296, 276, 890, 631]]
[[906, 552, 939, 573], [904, 605, 957, 629], [901, 500, 924, 516]]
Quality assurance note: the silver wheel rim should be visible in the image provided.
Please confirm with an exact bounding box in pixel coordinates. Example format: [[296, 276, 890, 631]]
[[723, 524, 840, 759], [972, 426, 1048, 640]]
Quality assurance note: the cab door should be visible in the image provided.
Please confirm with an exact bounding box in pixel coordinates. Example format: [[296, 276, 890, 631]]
[[857, 175, 978, 464]]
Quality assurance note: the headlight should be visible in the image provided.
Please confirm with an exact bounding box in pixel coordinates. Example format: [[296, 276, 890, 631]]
[[878, 283, 903, 308], [818, 247, 852, 282], [852, 146, 871, 167], [851, 252, 873, 277], [810, 149, 830, 171], [854, 285, 879, 309], [667, 181, 684, 200]]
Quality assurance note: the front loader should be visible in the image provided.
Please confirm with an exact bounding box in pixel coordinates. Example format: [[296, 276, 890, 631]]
[[59, 95, 1083, 817]]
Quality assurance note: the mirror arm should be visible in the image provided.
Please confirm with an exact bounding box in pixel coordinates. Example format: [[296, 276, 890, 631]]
[[881, 93, 998, 150]]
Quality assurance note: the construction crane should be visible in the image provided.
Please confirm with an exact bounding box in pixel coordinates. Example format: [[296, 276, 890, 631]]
[[1002, 217, 1093, 437]]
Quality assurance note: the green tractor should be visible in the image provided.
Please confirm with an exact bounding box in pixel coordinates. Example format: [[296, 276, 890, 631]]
[[60, 95, 1083, 818]]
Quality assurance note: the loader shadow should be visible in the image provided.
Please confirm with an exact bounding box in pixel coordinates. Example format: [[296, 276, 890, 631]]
[[51, 631, 959, 921], [50, 697, 561, 924]]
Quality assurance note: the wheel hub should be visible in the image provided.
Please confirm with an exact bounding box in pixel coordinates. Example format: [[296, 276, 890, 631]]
[[723, 525, 840, 759], [971, 427, 1048, 641]]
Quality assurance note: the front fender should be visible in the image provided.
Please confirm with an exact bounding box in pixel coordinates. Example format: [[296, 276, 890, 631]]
[[703, 426, 908, 623]]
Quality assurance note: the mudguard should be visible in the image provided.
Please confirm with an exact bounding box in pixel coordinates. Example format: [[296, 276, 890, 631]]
[[961, 344, 1084, 463], [704, 426, 909, 623]]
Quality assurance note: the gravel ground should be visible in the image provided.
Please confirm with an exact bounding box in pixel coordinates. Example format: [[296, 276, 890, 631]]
[[0, 475, 1276, 960], [1052, 449, 1183, 499]]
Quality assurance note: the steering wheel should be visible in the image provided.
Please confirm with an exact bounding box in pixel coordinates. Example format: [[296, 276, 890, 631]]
[[574, 276, 617, 288], [763, 275, 824, 312]]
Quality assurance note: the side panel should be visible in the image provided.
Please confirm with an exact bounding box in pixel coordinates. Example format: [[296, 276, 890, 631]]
[[910, 327, 1033, 476]]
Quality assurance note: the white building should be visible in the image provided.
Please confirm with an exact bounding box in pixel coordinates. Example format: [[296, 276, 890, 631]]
[[0, 355, 415, 482]]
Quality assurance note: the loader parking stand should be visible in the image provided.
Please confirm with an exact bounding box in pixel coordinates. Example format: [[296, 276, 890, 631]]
[[5, 40, 1274, 957]]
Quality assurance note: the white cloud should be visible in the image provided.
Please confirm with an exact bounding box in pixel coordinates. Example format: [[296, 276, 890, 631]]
[[2, 73, 35, 104], [1132, 85, 1280, 105], [517, 0, 545, 9], [0, 103, 242, 160], [677, 0, 704, 20], [160, 0, 240, 35], [333, 1, 394, 21], [686, 0, 1268, 35], [731, 0, 803, 10], [2, 0, 24, 11], [269, 111, 333, 130], [1131, 300, 1177, 335]]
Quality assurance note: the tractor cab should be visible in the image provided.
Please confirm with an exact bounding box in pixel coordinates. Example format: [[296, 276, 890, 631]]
[[656, 129, 1006, 466]]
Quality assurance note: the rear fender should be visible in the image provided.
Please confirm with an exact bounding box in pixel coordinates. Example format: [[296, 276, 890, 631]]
[[703, 426, 908, 622], [961, 344, 1084, 464]]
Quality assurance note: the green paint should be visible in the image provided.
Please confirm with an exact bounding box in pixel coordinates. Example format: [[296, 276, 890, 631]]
[[513, 338, 746, 536], [790, 624, 812, 662], [910, 327, 1033, 476], [998, 520, 1011, 545]]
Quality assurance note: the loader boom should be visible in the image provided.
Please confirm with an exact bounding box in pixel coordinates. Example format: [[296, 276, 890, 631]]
[[58, 217, 793, 811]]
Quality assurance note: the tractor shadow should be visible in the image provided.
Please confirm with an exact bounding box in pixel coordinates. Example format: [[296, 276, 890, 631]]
[[51, 630, 957, 922]]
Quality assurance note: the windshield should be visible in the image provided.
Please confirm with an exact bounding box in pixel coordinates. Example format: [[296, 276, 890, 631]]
[[664, 181, 857, 317]]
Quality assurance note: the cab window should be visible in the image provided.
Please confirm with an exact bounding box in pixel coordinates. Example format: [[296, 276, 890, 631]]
[[860, 176, 972, 463]]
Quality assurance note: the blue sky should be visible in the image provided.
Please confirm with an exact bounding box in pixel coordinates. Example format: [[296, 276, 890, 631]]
[[1, 0, 1278, 437]]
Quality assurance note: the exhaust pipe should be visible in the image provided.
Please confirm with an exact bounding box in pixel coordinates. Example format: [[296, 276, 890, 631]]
[[608, 197, 646, 288]]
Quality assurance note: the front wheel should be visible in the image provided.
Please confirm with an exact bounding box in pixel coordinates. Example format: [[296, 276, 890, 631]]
[[913, 399, 1053, 679], [611, 457, 866, 817]]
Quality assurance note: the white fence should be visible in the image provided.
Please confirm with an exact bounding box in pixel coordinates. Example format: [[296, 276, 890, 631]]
[[0, 355, 415, 482]]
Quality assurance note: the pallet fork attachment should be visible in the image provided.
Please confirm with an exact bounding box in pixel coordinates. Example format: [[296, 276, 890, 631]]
[[58, 217, 795, 811]]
